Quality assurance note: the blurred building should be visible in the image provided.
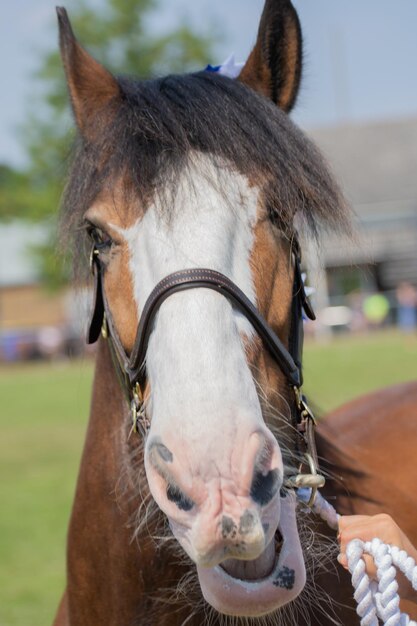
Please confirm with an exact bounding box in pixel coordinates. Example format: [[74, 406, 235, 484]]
[[309, 116, 417, 295], [0, 222, 88, 360]]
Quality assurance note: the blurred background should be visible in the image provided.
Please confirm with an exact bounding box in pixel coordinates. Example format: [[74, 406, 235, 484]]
[[1, 1, 416, 624]]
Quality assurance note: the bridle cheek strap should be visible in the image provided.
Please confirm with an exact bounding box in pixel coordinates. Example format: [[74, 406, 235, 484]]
[[87, 249, 323, 504]]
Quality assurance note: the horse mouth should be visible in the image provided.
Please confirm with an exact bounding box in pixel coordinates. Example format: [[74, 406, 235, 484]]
[[219, 529, 283, 581], [196, 493, 306, 617]]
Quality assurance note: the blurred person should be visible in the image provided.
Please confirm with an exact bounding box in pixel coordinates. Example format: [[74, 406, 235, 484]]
[[396, 282, 417, 333], [338, 514, 417, 604], [348, 289, 367, 333], [37, 326, 64, 360]]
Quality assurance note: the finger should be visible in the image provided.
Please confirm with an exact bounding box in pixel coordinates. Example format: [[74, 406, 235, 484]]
[[340, 515, 405, 554], [337, 553, 348, 569], [359, 554, 378, 580], [338, 552, 377, 580], [339, 522, 378, 554], [339, 515, 372, 531], [338, 515, 393, 544]]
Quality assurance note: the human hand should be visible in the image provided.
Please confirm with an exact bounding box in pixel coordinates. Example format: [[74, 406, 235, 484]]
[[338, 514, 417, 603]]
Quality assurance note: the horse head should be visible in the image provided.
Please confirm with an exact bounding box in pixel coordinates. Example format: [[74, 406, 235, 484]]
[[57, 1, 347, 619]]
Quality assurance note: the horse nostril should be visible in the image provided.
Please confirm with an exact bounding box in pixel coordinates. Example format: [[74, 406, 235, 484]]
[[239, 509, 256, 535], [250, 468, 280, 506], [149, 440, 174, 463], [221, 516, 238, 539], [166, 483, 194, 512], [155, 443, 173, 463]]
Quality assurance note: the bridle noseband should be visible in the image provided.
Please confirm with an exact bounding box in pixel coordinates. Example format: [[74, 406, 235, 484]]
[[88, 240, 325, 505]]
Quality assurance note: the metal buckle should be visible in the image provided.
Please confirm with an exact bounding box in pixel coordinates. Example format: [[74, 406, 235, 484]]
[[129, 383, 149, 437], [101, 313, 108, 339], [287, 387, 325, 506], [89, 246, 99, 274], [293, 386, 317, 426]]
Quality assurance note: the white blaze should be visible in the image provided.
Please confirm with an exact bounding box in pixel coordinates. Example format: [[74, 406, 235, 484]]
[[114, 154, 263, 449]]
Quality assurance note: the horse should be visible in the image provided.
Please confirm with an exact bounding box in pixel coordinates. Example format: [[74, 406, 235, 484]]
[[52, 1, 417, 624]]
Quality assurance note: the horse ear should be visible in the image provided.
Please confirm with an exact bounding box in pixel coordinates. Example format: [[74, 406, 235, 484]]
[[56, 7, 121, 135], [238, 0, 302, 112]]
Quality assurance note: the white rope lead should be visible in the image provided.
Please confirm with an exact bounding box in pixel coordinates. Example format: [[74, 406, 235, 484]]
[[297, 487, 340, 530], [296, 489, 417, 626]]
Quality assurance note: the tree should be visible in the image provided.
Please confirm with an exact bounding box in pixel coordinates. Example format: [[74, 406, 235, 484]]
[[1, 0, 216, 284]]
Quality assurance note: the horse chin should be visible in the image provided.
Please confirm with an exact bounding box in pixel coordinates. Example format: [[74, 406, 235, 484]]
[[196, 493, 306, 617]]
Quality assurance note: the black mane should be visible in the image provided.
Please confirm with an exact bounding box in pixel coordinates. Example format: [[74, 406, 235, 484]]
[[60, 71, 349, 270]]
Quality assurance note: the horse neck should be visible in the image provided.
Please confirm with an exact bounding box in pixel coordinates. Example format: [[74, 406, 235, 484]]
[[66, 339, 152, 624]]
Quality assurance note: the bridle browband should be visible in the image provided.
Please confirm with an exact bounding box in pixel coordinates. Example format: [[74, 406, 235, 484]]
[[87, 240, 325, 505]]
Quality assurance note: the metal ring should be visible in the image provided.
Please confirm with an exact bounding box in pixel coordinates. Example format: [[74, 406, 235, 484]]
[[285, 453, 325, 506]]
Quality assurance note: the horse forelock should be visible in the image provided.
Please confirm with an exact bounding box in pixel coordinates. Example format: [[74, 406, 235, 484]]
[[58, 71, 350, 281]]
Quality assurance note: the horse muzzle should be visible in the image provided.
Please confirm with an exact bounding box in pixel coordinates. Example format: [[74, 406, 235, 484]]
[[196, 492, 306, 617]]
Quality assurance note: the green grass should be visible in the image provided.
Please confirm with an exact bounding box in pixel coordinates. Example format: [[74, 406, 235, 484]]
[[303, 330, 417, 412], [0, 360, 93, 626], [0, 331, 416, 625]]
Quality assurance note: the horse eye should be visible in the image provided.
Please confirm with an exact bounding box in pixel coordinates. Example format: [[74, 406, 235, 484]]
[[87, 224, 113, 249]]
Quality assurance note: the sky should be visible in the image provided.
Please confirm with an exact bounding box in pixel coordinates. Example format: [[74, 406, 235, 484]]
[[1, 0, 417, 167]]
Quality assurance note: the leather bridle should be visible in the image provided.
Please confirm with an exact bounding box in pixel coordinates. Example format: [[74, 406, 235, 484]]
[[87, 239, 325, 505]]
